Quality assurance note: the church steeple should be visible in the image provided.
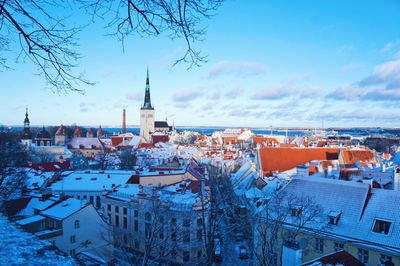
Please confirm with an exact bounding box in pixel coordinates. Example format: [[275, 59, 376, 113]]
[[21, 106, 32, 143], [142, 67, 153, 110], [24, 106, 30, 128]]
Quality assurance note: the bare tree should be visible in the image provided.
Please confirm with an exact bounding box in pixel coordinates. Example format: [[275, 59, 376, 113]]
[[1, 0, 224, 93], [0, 0, 92, 93], [119, 149, 137, 170], [252, 191, 324, 266], [79, 0, 223, 68]]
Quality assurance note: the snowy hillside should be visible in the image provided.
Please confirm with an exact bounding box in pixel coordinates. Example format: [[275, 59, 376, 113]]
[[0, 215, 76, 266]]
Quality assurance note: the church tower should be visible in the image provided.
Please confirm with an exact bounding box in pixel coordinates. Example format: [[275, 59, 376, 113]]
[[21, 107, 32, 147], [140, 68, 155, 143]]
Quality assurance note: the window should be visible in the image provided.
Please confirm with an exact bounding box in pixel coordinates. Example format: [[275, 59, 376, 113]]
[[373, 219, 391, 235], [380, 254, 392, 263], [197, 250, 203, 258], [315, 238, 324, 252], [123, 235, 128, 244], [134, 239, 139, 249], [171, 217, 177, 226], [69, 249, 76, 256], [115, 206, 119, 213], [334, 242, 344, 252], [134, 210, 138, 217], [89, 195, 94, 204], [290, 207, 302, 217], [115, 215, 119, 227], [358, 249, 368, 263], [328, 211, 341, 225], [197, 218, 203, 226], [74, 220, 80, 229], [70, 235, 76, 243], [145, 223, 151, 238], [183, 230, 190, 243], [96, 196, 101, 208], [123, 217, 127, 229], [134, 220, 138, 232], [123, 207, 127, 215], [83, 195, 87, 199], [171, 231, 177, 241], [197, 229, 203, 241], [183, 219, 190, 227], [145, 212, 151, 221], [107, 204, 111, 211], [183, 251, 190, 262]]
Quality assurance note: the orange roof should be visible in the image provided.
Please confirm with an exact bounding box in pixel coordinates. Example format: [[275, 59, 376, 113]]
[[382, 153, 392, 160], [279, 143, 297, 148], [253, 136, 279, 146], [259, 147, 339, 174], [340, 149, 376, 166]]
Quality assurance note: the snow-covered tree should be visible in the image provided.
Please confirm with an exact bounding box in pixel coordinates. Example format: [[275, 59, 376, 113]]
[[0, 131, 28, 209]]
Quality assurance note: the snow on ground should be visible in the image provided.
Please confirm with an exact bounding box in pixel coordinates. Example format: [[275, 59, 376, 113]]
[[0, 215, 76, 266]]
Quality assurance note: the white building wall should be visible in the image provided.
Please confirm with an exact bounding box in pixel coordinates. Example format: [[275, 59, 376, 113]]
[[50, 190, 103, 209], [140, 109, 155, 143], [394, 167, 400, 192], [51, 205, 111, 259]]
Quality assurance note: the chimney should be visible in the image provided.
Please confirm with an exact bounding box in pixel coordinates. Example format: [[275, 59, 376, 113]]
[[122, 109, 127, 134]]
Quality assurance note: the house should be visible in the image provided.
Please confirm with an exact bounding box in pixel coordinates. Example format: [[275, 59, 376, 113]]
[[15, 197, 112, 261], [48, 170, 135, 208], [255, 147, 339, 176], [338, 148, 377, 168], [102, 179, 210, 265], [258, 175, 400, 266], [67, 137, 105, 158], [154, 120, 171, 132]]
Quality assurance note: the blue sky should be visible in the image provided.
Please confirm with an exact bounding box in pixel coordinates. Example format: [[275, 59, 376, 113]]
[[1, 0, 400, 128]]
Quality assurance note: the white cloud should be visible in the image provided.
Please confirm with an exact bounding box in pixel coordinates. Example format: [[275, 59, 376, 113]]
[[208, 60, 268, 78], [172, 86, 205, 102]]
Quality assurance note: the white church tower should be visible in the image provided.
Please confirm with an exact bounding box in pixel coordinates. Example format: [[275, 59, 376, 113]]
[[140, 68, 155, 143]]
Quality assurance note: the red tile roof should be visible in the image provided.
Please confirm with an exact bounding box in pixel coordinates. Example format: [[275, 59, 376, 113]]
[[138, 143, 155, 149], [258, 147, 339, 175], [303, 250, 364, 266], [339, 149, 377, 166], [152, 135, 169, 144], [253, 136, 279, 146], [30, 161, 71, 172]]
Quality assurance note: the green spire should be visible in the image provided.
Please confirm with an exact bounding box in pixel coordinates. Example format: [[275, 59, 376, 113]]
[[142, 67, 153, 110]]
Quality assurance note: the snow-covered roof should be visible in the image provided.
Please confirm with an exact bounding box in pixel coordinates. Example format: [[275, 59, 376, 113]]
[[0, 215, 76, 265], [50, 170, 134, 192], [40, 198, 88, 220], [277, 175, 400, 255], [67, 137, 103, 149], [25, 169, 54, 189], [16, 215, 46, 226], [107, 180, 209, 212], [17, 197, 58, 217]]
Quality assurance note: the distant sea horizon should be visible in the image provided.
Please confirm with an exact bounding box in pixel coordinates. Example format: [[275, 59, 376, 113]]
[[3, 125, 400, 137]]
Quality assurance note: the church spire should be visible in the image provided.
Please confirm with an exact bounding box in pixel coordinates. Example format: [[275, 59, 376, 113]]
[[24, 106, 30, 127], [142, 67, 153, 110]]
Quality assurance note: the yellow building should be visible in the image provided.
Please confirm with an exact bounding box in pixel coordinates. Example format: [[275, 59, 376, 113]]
[[255, 176, 400, 266]]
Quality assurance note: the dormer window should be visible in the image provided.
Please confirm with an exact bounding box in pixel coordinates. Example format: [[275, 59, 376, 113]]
[[328, 211, 341, 225], [372, 219, 392, 235], [290, 206, 302, 217]]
